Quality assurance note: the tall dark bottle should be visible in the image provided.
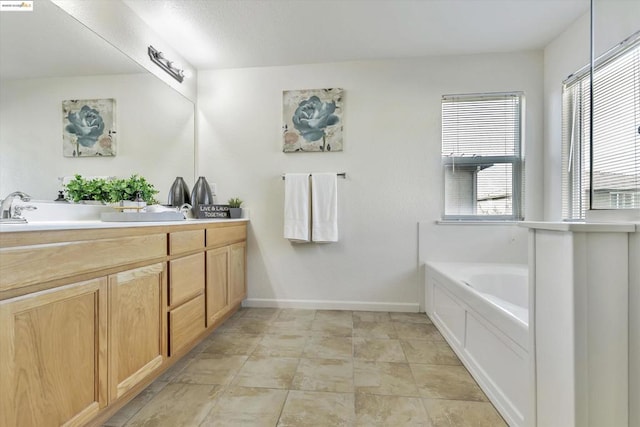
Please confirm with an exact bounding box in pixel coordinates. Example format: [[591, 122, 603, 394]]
[[190, 176, 213, 213], [168, 176, 191, 207]]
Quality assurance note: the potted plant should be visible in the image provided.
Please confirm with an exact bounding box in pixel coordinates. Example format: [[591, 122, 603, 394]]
[[228, 197, 243, 219], [106, 174, 159, 207], [64, 174, 110, 203]]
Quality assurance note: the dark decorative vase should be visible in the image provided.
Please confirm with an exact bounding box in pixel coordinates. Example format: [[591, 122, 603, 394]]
[[190, 176, 213, 213], [168, 177, 191, 207]]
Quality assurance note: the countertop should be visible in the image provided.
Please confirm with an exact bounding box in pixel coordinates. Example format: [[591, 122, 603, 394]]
[[0, 218, 249, 233]]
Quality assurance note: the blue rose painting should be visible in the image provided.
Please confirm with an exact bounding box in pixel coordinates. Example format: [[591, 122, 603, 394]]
[[63, 98, 116, 157], [283, 88, 343, 152]]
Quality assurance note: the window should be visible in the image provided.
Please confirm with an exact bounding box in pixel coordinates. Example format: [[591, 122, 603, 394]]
[[562, 32, 640, 220], [441, 92, 523, 220]]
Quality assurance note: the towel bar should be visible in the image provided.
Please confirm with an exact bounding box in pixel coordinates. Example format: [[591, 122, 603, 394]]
[[281, 172, 346, 180]]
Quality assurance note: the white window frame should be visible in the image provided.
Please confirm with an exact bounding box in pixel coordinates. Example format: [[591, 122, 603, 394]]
[[562, 31, 640, 220], [441, 92, 524, 221]]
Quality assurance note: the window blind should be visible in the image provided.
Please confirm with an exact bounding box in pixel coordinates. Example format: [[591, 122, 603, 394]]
[[441, 92, 523, 220], [561, 79, 590, 219], [562, 32, 640, 219]]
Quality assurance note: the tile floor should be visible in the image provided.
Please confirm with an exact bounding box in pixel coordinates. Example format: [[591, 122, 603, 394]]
[[104, 308, 507, 427]]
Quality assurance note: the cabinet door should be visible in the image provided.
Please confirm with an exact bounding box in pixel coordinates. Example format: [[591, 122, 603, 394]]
[[206, 246, 229, 326], [108, 263, 166, 402], [0, 278, 107, 427], [229, 242, 247, 306]]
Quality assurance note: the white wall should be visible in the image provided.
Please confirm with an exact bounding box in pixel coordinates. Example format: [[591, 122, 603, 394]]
[[0, 73, 194, 201], [542, 13, 590, 220], [592, 0, 640, 58], [198, 51, 542, 311]]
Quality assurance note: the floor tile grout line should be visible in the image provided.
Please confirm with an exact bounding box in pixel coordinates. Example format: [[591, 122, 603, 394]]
[[105, 308, 506, 426], [275, 389, 291, 426]]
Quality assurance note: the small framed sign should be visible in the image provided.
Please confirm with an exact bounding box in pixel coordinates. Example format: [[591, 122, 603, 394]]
[[197, 204, 230, 219]]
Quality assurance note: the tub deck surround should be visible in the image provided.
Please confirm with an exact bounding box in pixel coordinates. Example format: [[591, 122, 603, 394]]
[[522, 221, 638, 427], [425, 261, 529, 427], [0, 220, 247, 426], [426, 262, 529, 348]]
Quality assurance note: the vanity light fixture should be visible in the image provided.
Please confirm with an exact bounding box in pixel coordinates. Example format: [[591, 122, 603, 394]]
[[148, 45, 185, 83]]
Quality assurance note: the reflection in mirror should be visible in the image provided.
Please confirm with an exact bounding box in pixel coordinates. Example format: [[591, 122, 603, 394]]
[[0, 0, 195, 202]]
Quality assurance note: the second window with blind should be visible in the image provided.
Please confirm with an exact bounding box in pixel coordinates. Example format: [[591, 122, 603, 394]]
[[562, 32, 640, 220], [441, 92, 524, 221]]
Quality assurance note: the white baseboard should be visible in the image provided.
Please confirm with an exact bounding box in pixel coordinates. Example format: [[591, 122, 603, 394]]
[[243, 298, 421, 313]]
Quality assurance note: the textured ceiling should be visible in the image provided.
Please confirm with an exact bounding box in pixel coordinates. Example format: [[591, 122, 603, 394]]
[[0, 0, 590, 80], [123, 0, 589, 70]]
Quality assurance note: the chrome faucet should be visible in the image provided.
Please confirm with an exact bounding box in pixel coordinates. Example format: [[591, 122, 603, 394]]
[[13, 204, 37, 220], [1, 191, 32, 219]]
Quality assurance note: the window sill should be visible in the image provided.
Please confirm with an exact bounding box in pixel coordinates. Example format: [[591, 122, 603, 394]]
[[436, 220, 521, 225]]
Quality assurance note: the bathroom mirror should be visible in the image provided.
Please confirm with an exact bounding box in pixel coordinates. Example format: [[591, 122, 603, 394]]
[[0, 0, 195, 202]]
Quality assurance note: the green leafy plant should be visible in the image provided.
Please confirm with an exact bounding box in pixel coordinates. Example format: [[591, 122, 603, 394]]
[[227, 197, 243, 208], [64, 174, 159, 204], [64, 174, 110, 202], [106, 174, 159, 204]]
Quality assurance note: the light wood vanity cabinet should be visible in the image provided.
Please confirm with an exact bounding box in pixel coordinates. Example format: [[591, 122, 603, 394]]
[[108, 263, 166, 402], [169, 293, 206, 355], [0, 220, 247, 427], [169, 253, 204, 305], [206, 246, 229, 326], [0, 277, 108, 427], [167, 230, 206, 356], [205, 226, 247, 327], [229, 241, 247, 306]]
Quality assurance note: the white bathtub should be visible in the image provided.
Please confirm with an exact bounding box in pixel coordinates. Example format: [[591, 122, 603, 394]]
[[425, 261, 529, 427]]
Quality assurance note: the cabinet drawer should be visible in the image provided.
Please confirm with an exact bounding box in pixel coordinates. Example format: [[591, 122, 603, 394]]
[[169, 294, 205, 356], [0, 234, 167, 292], [169, 230, 205, 255], [169, 253, 204, 307], [206, 225, 246, 248]]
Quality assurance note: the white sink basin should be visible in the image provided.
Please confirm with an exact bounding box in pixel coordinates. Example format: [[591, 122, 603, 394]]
[[12, 199, 113, 222], [11, 200, 188, 223]]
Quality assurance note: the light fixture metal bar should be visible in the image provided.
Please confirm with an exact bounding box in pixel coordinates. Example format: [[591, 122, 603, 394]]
[[148, 45, 184, 83]]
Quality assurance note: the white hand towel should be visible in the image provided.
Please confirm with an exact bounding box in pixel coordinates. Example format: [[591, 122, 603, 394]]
[[311, 173, 338, 242], [284, 173, 311, 242]]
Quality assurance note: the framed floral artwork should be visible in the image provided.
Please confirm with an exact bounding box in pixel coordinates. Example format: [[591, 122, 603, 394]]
[[62, 98, 116, 157], [282, 88, 343, 152]]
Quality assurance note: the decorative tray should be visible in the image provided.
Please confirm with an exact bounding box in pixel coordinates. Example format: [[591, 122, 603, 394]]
[[110, 205, 146, 211]]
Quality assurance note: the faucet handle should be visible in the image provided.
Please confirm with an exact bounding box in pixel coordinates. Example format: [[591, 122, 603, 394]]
[[13, 204, 37, 219]]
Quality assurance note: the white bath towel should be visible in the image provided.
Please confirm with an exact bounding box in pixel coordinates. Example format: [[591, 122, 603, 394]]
[[284, 173, 311, 242], [311, 173, 338, 242]]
